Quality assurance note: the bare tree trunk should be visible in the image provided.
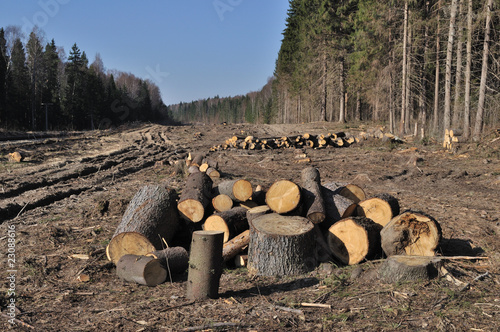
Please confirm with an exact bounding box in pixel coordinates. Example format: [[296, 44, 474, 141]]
[[452, 0, 464, 129], [419, 17, 430, 139], [463, 0, 473, 139], [404, 20, 412, 134], [473, 0, 493, 141], [400, 0, 409, 136], [338, 57, 346, 123], [444, 0, 459, 134], [433, 1, 442, 135], [321, 44, 327, 121]]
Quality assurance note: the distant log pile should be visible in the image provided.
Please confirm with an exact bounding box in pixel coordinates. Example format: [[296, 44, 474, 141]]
[[443, 128, 465, 152], [208, 127, 404, 152], [106, 151, 451, 291]]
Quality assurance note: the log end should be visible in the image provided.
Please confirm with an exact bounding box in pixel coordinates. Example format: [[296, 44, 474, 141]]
[[106, 232, 156, 264], [178, 199, 205, 222]]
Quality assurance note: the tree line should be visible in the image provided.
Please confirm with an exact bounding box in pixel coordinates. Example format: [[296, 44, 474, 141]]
[[0, 26, 172, 131], [170, 0, 498, 141]]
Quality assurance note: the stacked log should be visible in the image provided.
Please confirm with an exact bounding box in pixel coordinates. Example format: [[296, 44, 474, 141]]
[[443, 128, 465, 152]]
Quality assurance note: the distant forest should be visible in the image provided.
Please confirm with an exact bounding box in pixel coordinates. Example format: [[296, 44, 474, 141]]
[[0, 26, 172, 131], [170, 0, 499, 140]]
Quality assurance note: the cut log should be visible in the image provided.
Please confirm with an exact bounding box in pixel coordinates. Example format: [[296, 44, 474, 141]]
[[247, 213, 316, 276], [116, 254, 167, 286], [188, 153, 205, 167], [8, 151, 23, 162], [381, 211, 442, 257], [106, 232, 156, 264], [378, 255, 443, 283], [212, 194, 233, 212], [146, 247, 189, 274], [449, 129, 463, 137], [205, 167, 220, 179], [323, 182, 366, 203], [217, 179, 253, 202], [320, 185, 357, 229], [265, 180, 301, 214], [186, 231, 224, 300], [301, 167, 326, 224], [203, 206, 248, 243], [327, 217, 382, 265], [188, 165, 200, 174], [246, 205, 271, 224], [108, 185, 179, 263], [222, 229, 250, 262], [177, 172, 213, 222], [357, 193, 400, 227], [250, 185, 266, 205]]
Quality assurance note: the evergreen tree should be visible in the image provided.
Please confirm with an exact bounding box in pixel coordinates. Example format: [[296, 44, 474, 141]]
[[0, 28, 7, 126], [6, 38, 30, 128]]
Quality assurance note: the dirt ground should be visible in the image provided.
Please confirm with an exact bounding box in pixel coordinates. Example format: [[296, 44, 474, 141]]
[[0, 122, 499, 331]]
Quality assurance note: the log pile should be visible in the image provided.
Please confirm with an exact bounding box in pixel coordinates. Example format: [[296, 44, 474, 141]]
[[106, 162, 447, 288], [443, 128, 465, 152]]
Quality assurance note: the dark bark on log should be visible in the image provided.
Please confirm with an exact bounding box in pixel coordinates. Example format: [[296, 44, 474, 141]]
[[146, 247, 189, 274], [381, 211, 442, 257], [323, 181, 366, 203], [177, 172, 213, 223], [116, 254, 167, 286], [248, 214, 316, 276], [222, 229, 250, 262], [112, 184, 179, 250], [327, 217, 382, 265], [217, 179, 253, 202], [320, 185, 357, 230], [186, 231, 224, 300], [265, 180, 302, 214], [301, 167, 326, 224], [203, 206, 248, 243], [378, 255, 442, 283]]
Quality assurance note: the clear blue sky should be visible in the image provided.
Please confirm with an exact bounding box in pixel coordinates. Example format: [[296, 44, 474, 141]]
[[0, 0, 290, 105]]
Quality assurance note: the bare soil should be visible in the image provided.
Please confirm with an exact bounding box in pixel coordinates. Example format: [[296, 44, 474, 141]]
[[1, 122, 499, 331]]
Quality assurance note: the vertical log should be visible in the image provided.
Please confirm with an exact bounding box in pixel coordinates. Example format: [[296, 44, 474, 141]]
[[186, 231, 224, 300], [301, 167, 325, 224]]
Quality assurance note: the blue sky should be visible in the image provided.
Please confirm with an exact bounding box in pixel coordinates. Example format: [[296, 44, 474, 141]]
[[0, 0, 290, 105]]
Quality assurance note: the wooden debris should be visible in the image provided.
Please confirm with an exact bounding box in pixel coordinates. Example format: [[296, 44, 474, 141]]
[[8, 151, 23, 162]]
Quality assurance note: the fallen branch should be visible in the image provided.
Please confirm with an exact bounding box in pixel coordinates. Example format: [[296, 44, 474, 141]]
[[271, 305, 305, 320]]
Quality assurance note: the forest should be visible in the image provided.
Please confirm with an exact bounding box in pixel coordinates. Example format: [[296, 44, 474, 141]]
[[0, 26, 171, 131], [170, 0, 499, 140]]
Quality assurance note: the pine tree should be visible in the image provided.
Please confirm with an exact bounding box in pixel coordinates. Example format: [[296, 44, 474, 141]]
[[0, 28, 7, 127], [6, 38, 30, 128]]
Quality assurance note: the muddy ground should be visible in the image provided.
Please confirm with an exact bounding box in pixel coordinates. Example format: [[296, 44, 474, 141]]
[[0, 122, 499, 331]]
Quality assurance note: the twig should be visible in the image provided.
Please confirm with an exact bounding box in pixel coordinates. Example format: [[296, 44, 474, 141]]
[[0, 311, 36, 329], [270, 305, 305, 320], [460, 271, 491, 292], [182, 322, 242, 331], [301, 302, 332, 309], [15, 202, 30, 219]]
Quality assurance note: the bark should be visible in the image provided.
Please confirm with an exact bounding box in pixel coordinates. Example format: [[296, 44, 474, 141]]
[[112, 185, 179, 249], [452, 0, 464, 129], [433, 1, 442, 135], [146, 247, 189, 274], [473, 0, 493, 141], [400, 0, 408, 136], [338, 57, 346, 123], [327, 217, 382, 265], [320, 185, 357, 230], [116, 254, 167, 286], [203, 206, 248, 243], [381, 211, 442, 257], [177, 172, 213, 222], [378, 255, 442, 283], [186, 231, 224, 300], [301, 167, 325, 224], [248, 214, 316, 276]]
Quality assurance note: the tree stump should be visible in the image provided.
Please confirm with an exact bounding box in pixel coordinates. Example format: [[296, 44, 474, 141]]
[[327, 217, 382, 265], [177, 172, 213, 222], [222, 230, 250, 262], [212, 194, 233, 212], [357, 193, 400, 227], [381, 211, 442, 257], [116, 254, 167, 286], [107, 185, 179, 263], [217, 179, 253, 202], [247, 213, 316, 276], [146, 247, 189, 274], [186, 231, 224, 300], [106, 232, 156, 264], [265, 180, 301, 214], [203, 206, 248, 243], [378, 255, 443, 283], [301, 167, 326, 223]]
